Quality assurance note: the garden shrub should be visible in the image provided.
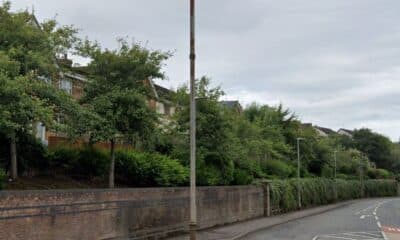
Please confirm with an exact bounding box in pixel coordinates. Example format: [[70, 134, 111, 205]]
[[263, 159, 294, 178], [0, 168, 6, 189], [266, 178, 397, 213], [47, 147, 109, 179], [364, 180, 397, 197], [0, 132, 48, 175], [197, 164, 224, 186], [74, 147, 109, 178], [367, 168, 391, 179], [232, 168, 254, 185], [115, 150, 188, 187]]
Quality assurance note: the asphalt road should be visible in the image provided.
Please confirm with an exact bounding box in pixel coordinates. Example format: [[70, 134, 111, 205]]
[[245, 198, 400, 240]]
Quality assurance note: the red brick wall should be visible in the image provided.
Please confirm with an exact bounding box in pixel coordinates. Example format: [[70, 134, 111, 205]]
[[0, 187, 264, 240], [47, 136, 132, 151]]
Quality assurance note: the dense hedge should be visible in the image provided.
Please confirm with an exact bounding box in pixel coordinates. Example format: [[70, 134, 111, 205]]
[[364, 179, 398, 197], [0, 169, 6, 189], [47, 147, 189, 187], [115, 150, 189, 187], [267, 178, 398, 213], [47, 147, 109, 179]]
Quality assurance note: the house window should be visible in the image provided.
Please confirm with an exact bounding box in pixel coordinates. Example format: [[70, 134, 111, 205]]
[[170, 107, 176, 116], [164, 105, 170, 116], [60, 79, 72, 94], [36, 122, 48, 146], [156, 102, 165, 115]]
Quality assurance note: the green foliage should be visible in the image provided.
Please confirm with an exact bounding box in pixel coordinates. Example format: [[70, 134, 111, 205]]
[[2, 1, 400, 189], [171, 77, 235, 185], [0, 131, 48, 173], [353, 128, 393, 169], [77, 38, 171, 187], [262, 159, 295, 178], [115, 150, 188, 187], [0, 1, 78, 77], [0, 168, 6, 189], [0, 2, 89, 179], [0, 74, 52, 135], [364, 180, 398, 197], [232, 168, 254, 185], [47, 147, 109, 179], [367, 168, 391, 179], [78, 39, 171, 144], [269, 180, 297, 212], [267, 178, 397, 213]]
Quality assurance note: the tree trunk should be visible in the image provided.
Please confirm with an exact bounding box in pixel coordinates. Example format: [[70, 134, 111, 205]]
[[10, 132, 17, 180], [109, 139, 115, 188]]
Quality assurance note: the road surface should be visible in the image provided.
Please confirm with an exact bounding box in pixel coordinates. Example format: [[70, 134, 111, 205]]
[[246, 198, 400, 240]]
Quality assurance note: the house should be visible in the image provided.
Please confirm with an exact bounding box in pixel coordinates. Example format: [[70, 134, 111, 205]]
[[56, 55, 87, 99], [300, 123, 335, 138], [220, 100, 243, 114], [301, 123, 313, 128], [35, 56, 178, 147], [35, 55, 88, 146], [338, 128, 354, 138], [145, 79, 176, 118], [314, 126, 336, 137]]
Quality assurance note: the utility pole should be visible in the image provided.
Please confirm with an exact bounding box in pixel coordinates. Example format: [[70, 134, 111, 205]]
[[297, 138, 304, 209], [189, 0, 197, 239]]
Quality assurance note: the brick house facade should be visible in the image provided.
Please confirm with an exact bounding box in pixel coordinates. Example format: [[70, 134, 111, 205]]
[[36, 56, 177, 148]]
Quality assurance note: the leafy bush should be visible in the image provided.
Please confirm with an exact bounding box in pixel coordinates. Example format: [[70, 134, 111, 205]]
[[47, 147, 109, 179], [197, 164, 224, 186], [269, 180, 297, 212], [76, 148, 109, 178], [0, 168, 6, 189], [367, 168, 391, 179], [262, 159, 295, 178], [364, 180, 397, 197], [336, 179, 361, 200], [115, 150, 188, 187], [0, 132, 48, 175], [266, 178, 397, 213], [232, 168, 254, 185]]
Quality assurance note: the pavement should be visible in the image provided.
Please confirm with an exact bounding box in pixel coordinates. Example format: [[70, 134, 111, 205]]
[[167, 200, 356, 240], [246, 197, 400, 240]]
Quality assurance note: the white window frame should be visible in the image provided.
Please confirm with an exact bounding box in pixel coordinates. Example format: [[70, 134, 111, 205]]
[[156, 102, 165, 115], [60, 78, 72, 94]]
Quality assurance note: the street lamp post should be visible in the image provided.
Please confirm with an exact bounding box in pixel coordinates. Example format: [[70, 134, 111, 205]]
[[189, 0, 197, 239], [359, 154, 365, 198], [334, 150, 338, 200], [296, 137, 305, 209]]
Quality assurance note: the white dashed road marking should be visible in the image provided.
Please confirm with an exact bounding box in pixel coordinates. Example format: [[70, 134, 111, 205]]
[[314, 200, 394, 240], [313, 231, 384, 240]]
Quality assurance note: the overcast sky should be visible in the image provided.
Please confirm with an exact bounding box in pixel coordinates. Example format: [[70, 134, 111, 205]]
[[12, 0, 400, 140]]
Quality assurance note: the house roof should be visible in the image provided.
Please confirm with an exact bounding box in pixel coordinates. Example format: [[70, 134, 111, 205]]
[[154, 83, 175, 102], [220, 100, 243, 113], [338, 128, 354, 134], [314, 126, 336, 135], [301, 123, 313, 128]]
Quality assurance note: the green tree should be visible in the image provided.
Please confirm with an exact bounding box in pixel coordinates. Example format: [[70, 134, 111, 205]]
[[0, 2, 81, 179], [353, 128, 393, 169], [172, 77, 235, 185], [78, 39, 171, 188]]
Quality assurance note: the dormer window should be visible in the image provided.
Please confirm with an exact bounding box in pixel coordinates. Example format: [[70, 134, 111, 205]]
[[60, 79, 72, 94]]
